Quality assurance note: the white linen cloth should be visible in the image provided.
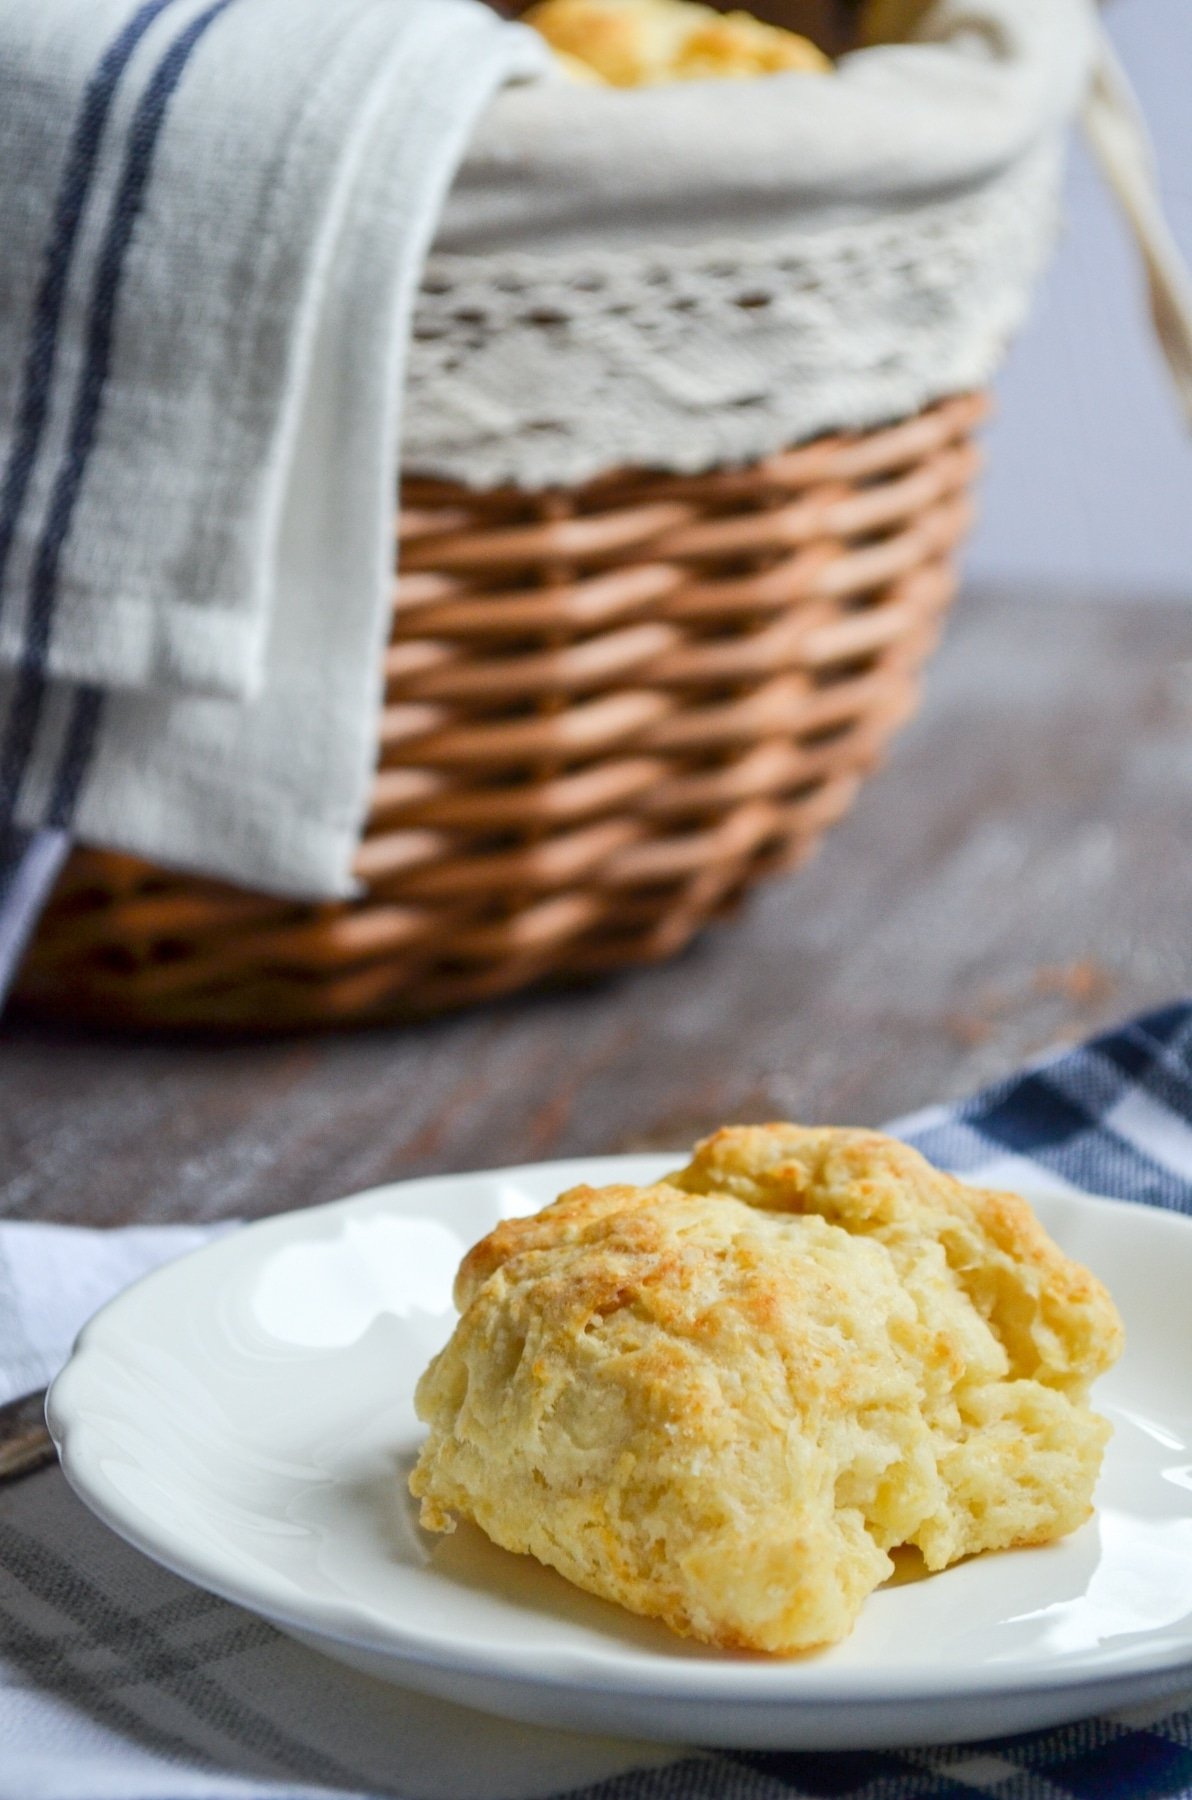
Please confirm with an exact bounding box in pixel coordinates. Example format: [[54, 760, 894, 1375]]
[[0, 0, 545, 932]]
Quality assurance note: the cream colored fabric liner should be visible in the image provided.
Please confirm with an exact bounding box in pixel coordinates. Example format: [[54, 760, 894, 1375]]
[[405, 0, 1101, 485], [437, 0, 1096, 256]]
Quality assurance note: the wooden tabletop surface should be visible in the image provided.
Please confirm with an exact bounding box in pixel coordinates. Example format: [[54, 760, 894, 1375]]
[[3, 583, 1191, 1230]]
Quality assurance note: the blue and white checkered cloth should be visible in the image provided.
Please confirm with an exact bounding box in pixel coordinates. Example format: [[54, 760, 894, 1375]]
[[5, 1004, 1192, 1800]]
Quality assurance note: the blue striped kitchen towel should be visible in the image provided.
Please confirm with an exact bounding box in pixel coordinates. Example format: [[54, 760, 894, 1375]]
[[0, 0, 545, 994], [3, 1002, 1192, 1799]]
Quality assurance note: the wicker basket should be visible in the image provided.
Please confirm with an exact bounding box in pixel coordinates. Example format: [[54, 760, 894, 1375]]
[[18, 392, 984, 1031]]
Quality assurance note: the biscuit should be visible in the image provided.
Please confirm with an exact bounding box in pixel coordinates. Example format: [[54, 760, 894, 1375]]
[[525, 0, 831, 87], [409, 1127, 1123, 1653], [669, 1125, 1123, 1398]]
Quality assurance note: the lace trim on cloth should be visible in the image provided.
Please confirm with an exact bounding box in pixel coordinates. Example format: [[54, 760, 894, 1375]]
[[405, 141, 1062, 489]]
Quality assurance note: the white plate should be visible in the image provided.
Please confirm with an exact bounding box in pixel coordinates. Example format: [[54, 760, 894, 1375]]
[[48, 1156, 1192, 1750]]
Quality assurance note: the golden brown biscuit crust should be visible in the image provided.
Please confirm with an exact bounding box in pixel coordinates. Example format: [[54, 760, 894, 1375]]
[[668, 1125, 1124, 1394], [411, 1127, 1123, 1654]]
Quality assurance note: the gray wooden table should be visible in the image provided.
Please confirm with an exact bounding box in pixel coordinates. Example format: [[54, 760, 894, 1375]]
[[3, 583, 1190, 1230]]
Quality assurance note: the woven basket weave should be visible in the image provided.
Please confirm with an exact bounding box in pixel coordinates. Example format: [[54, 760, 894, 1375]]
[[19, 391, 984, 1031]]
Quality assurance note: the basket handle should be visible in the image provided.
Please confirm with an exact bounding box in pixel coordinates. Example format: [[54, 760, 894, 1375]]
[[1082, 20, 1192, 429]]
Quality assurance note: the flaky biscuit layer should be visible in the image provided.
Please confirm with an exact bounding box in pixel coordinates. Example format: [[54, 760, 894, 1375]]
[[410, 1125, 1122, 1653]]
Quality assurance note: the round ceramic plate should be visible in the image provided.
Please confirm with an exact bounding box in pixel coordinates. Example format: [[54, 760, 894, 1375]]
[[48, 1156, 1192, 1750]]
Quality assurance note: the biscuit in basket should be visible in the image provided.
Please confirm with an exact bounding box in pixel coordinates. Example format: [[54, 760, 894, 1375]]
[[526, 0, 831, 86], [409, 1125, 1123, 1653]]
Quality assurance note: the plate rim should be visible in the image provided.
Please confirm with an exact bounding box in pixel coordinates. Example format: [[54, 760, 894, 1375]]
[[46, 1155, 1192, 1711]]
